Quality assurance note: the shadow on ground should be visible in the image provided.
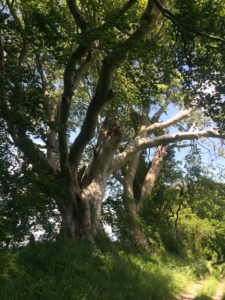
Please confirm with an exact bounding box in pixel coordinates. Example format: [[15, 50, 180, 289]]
[[0, 240, 180, 300]]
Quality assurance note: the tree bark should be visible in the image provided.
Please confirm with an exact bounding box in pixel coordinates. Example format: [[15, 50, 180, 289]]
[[58, 118, 123, 241], [138, 145, 168, 211], [119, 146, 169, 249]]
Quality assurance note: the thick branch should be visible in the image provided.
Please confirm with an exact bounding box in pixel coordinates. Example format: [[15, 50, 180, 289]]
[[2, 105, 56, 175], [69, 0, 164, 172], [150, 104, 167, 124], [146, 108, 195, 133], [112, 129, 225, 171], [139, 145, 168, 209], [36, 54, 52, 121], [84, 118, 124, 185], [58, 48, 94, 175], [66, 0, 88, 30], [6, 0, 24, 32], [10, 126, 56, 175], [124, 152, 141, 199], [69, 60, 115, 170]]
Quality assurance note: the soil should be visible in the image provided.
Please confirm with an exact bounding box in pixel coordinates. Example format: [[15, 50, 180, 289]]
[[177, 280, 224, 300]]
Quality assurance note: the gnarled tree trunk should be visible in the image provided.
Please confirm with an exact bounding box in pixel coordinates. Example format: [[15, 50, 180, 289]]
[[57, 118, 123, 242]]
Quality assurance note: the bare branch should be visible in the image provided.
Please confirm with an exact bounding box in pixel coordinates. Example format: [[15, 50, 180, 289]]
[[150, 104, 167, 124], [146, 108, 195, 133], [10, 125, 56, 174], [112, 129, 225, 171], [36, 54, 52, 121], [171, 143, 192, 149], [153, 0, 176, 24]]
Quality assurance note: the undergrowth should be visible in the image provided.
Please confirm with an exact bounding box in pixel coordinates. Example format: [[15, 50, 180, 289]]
[[0, 239, 210, 300], [194, 275, 219, 300]]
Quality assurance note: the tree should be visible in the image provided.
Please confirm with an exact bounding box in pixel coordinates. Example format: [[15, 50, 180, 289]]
[[0, 0, 225, 243]]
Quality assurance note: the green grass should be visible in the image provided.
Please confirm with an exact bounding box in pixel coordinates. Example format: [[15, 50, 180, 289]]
[[0, 239, 209, 300], [194, 275, 219, 300]]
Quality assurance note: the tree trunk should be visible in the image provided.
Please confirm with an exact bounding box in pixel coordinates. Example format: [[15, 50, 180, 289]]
[[58, 188, 93, 241], [58, 187, 103, 242], [56, 118, 123, 242], [127, 199, 149, 249], [122, 153, 150, 249], [122, 147, 169, 249]]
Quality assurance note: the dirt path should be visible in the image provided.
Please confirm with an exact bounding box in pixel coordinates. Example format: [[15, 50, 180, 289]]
[[177, 280, 224, 300], [177, 281, 203, 300], [212, 281, 224, 300]]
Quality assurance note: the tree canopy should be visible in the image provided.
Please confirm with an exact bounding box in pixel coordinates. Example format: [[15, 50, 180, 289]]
[[0, 0, 225, 251]]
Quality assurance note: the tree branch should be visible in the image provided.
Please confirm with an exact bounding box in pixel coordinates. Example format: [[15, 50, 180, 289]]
[[124, 152, 141, 199], [58, 47, 94, 176], [69, 0, 164, 172], [139, 145, 168, 209], [146, 108, 195, 133], [66, 0, 88, 30], [1, 105, 56, 175], [112, 129, 225, 171], [153, 0, 225, 43], [150, 104, 167, 124], [6, 0, 24, 32]]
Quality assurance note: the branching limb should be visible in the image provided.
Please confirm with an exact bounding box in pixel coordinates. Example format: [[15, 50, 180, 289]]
[[69, 0, 164, 172], [1, 104, 56, 175], [36, 54, 52, 121], [124, 152, 141, 199], [66, 0, 89, 30], [58, 47, 94, 176], [153, 0, 225, 43], [112, 129, 225, 171], [150, 104, 167, 124], [139, 145, 168, 210], [146, 108, 195, 134], [5, 0, 24, 32]]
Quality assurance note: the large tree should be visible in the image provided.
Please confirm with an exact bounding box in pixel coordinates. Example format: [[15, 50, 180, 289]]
[[0, 0, 225, 243]]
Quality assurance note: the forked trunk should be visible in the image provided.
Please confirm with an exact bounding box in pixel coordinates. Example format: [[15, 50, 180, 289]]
[[123, 146, 169, 249], [57, 118, 123, 242]]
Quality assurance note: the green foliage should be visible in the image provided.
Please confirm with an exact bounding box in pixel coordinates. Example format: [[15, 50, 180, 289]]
[[0, 239, 205, 300], [194, 275, 219, 300], [0, 132, 60, 247]]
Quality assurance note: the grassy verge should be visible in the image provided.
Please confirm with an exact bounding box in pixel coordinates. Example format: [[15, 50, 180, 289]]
[[194, 275, 219, 300], [0, 240, 209, 300]]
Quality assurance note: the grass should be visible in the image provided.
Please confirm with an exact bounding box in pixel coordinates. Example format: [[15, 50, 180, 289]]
[[194, 275, 219, 300], [0, 239, 209, 300]]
